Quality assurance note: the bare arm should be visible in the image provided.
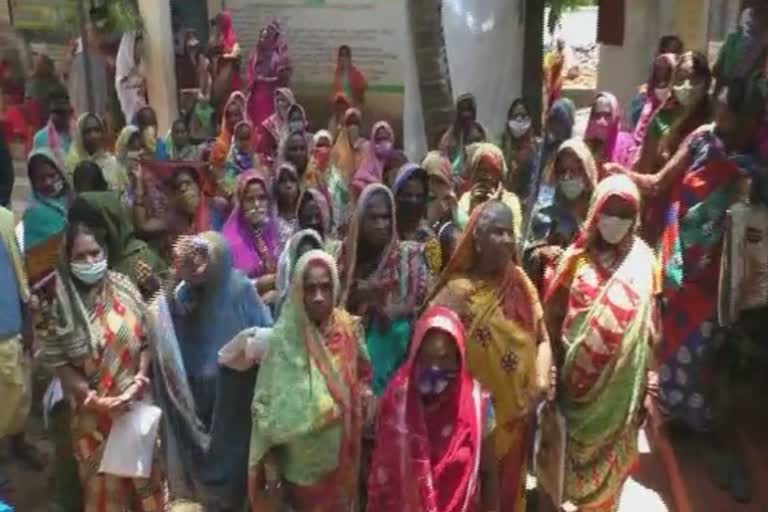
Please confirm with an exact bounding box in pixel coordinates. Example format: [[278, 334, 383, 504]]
[[55, 365, 91, 404], [632, 131, 662, 175]]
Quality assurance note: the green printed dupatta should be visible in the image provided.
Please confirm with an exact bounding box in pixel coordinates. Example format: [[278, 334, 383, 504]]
[[545, 175, 657, 511]]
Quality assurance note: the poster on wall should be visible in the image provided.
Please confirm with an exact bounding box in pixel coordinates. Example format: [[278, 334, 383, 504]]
[[229, 0, 407, 141]]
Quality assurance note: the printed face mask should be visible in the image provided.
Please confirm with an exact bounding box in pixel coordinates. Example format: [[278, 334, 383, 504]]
[[70, 258, 108, 285], [559, 176, 585, 200], [597, 214, 633, 244], [418, 365, 458, 395]]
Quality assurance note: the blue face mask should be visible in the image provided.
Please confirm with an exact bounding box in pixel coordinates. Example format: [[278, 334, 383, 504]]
[[70, 258, 108, 286], [418, 365, 458, 395]]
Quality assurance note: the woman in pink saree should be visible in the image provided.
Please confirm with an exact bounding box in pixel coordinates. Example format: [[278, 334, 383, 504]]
[[246, 24, 291, 127], [584, 92, 634, 177]]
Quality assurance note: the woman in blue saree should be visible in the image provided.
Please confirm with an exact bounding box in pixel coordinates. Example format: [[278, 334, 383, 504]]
[[23, 147, 71, 255], [150, 231, 273, 511]]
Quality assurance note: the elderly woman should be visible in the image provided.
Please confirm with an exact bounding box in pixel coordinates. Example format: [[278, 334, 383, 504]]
[[152, 232, 272, 511], [429, 199, 552, 512], [249, 250, 371, 511], [296, 187, 340, 256], [222, 169, 282, 305], [584, 92, 633, 173], [541, 175, 657, 512], [274, 229, 324, 315], [340, 183, 430, 395], [40, 222, 166, 512], [65, 113, 126, 194], [456, 143, 522, 238]]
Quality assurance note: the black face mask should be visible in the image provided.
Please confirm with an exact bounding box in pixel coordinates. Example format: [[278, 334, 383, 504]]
[[397, 199, 424, 221]]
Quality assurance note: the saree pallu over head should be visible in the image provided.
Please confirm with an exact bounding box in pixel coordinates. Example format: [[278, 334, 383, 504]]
[[351, 120, 394, 193], [428, 200, 543, 511], [367, 306, 483, 512], [439, 93, 477, 159], [140, 159, 216, 237], [331, 107, 364, 182], [250, 250, 367, 508], [153, 231, 272, 507], [211, 91, 247, 169], [261, 87, 296, 144], [304, 129, 334, 189], [222, 168, 280, 278], [629, 54, 677, 163], [585, 91, 634, 168], [457, 143, 523, 238], [275, 228, 324, 313], [65, 113, 126, 193], [545, 175, 655, 510], [24, 147, 71, 253], [296, 186, 337, 247], [339, 183, 429, 394]]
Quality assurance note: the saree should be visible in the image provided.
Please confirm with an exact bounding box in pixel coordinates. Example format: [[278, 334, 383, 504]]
[[657, 127, 755, 431], [23, 148, 70, 253], [367, 306, 484, 512], [65, 113, 127, 194], [297, 186, 341, 256], [544, 50, 565, 112], [627, 54, 677, 167], [331, 108, 366, 183], [275, 229, 324, 315], [250, 250, 370, 511], [334, 57, 367, 106], [222, 169, 281, 279], [544, 175, 656, 512], [115, 31, 147, 125], [41, 270, 165, 512], [225, 120, 260, 180], [210, 11, 242, 109], [351, 120, 394, 197], [456, 143, 522, 239], [152, 232, 273, 511], [339, 184, 430, 395], [257, 87, 296, 162], [246, 25, 290, 127], [304, 130, 334, 190], [584, 92, 633, 171], [439, 93, 477, 175], [429, 200, 546, 512], [32, 119, 72, 164], [210, 91, 247, 171], [67, 191, 167, 286], [274, 162, 301, 249]]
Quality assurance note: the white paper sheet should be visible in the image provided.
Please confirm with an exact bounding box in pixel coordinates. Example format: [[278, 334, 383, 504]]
[[99, 402, 162, 479]]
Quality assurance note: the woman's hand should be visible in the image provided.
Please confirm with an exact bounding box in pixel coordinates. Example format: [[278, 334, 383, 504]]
[[84, 391, 132, 416], [255, 273, 277, 293]]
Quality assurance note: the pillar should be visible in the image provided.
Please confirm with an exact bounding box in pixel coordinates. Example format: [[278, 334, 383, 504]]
[[676, 0, 711, 51], [137, 0, 178, 133]]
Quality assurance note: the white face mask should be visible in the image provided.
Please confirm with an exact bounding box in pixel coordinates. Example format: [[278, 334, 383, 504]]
[[597, 215, 633, 245], [559, 176, 585, 200], [50, 177, 65, 196], [654, 87, 671, 103], [70, 258, 108, 285], [508, 119, 531, 138], [673, 82, 705, 108]]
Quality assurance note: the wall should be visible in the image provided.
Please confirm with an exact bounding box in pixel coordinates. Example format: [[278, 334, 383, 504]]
[[403, 0, 525, 156], [597, 0, 712, 117]]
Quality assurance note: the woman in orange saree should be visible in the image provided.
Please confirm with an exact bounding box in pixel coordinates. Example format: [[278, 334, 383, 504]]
[[429, 199, 552, 512]]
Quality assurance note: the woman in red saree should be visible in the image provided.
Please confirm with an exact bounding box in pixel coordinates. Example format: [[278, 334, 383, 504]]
[[246, 24, 291, 127], [333, 45, 367, 108], [429, 199, 553, 512], [209, 11, 242, 111], [368, 305, 497, 512]]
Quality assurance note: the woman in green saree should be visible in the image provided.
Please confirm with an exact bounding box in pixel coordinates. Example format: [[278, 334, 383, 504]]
[[542, 175, 658, 511], [249, 249, 371, 511]]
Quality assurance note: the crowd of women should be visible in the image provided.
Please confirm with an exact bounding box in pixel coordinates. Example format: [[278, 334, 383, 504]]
[[2, 5, 768, 512]]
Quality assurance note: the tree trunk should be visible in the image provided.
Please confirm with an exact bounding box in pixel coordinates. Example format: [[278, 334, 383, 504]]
[[408, 0, 454, 149], [522, 0, 545, 133]]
